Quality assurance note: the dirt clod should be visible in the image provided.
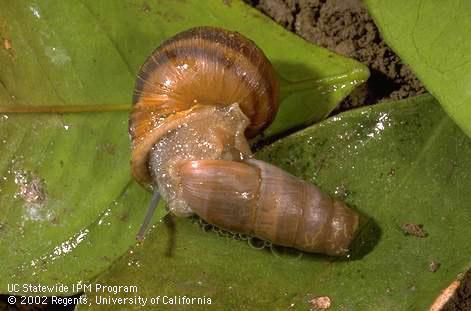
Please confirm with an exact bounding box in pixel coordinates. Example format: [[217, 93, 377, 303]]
[[442, 271, 471, 310], [141, 2, 151, 13], [13, 170, 46, 204], [309, 296, 331, 310], [401, 223, 428, 238], [3, 38, 11, 50], [429, 260, 441, 273]]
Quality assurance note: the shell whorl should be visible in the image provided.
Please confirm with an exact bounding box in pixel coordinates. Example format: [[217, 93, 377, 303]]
[[129, 27, 279, 186], [178, 159, 359, 256]]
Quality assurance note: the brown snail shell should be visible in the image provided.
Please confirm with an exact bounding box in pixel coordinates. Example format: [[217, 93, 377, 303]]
[[130, 26, 279, 187], [129, 26, 359, 256], [179, 159, 359, 256]]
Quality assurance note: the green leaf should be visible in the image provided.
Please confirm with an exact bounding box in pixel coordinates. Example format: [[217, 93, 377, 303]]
[[364, 0, 471, 138], [86, 94, 471, 310], [0, 0, 367, 292]]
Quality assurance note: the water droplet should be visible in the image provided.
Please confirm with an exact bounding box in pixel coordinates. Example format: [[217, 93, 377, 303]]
[[29, 5, 41, 19], [44, 46, 71, 65]]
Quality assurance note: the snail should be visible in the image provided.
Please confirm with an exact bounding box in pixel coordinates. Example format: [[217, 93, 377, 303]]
[[129, 26, 359, 256]]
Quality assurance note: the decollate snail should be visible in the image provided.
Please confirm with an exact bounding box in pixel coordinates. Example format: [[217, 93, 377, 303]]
[[129, 26, 359, 256]]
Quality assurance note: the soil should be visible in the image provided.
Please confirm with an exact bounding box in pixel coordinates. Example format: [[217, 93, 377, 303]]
[[246, 0, 469, 309], [244, 0, 426, 110], [442, 270, 471, 310]]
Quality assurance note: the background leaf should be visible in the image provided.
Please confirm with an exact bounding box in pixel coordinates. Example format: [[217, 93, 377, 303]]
[[85, 95, 471, 310], [364, 0, 471, 138], [0, 0, 367, 293]]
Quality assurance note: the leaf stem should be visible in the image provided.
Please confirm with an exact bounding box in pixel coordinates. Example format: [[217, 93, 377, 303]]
[[0, 104, 130, 114], [0, 71, 367, 113]]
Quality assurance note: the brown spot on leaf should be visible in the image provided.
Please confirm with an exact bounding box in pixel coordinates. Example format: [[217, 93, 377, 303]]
[[103, 142, 116, 155], [50, 216, 60, 225], [118, 212, 129, 222], [96, 142, 117, 160]]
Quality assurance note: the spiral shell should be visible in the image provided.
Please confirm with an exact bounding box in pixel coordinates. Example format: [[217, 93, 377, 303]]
[[178, 159, 359, 256], [129, 26, 279, 187]]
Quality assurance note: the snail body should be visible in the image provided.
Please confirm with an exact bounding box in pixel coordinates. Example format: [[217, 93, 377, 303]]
[[130, 26, 359, 256]]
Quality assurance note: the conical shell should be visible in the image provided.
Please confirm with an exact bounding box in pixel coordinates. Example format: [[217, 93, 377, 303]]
[[179, 159, 359, 256]]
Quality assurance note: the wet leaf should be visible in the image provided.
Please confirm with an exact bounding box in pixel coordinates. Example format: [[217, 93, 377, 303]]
[[0, 0, 367, 292], [364, 0, 471, 138], [87, 95, 471, 310]]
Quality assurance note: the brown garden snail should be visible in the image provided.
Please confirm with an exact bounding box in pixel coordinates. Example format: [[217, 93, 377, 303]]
[[129, 26, 359, 256]]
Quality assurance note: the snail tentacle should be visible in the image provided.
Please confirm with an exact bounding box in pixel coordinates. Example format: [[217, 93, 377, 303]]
[[136, 188, 161, 241]]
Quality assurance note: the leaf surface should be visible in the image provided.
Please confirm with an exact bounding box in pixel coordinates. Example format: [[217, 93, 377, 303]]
[[364, 0, 471, 138], [0, 0, 367, 292], [86, 95, 471, 310]]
